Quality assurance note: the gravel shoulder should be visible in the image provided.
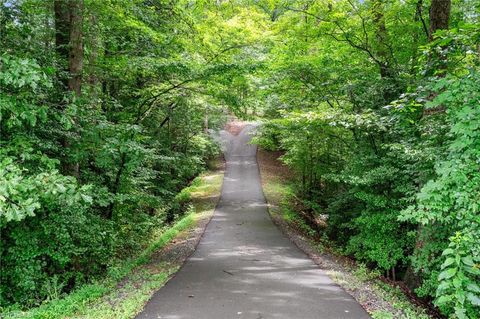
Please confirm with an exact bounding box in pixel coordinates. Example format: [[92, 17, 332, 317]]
[[257, 148, 435, 319]]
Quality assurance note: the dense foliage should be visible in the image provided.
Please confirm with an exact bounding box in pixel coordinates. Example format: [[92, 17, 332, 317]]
[[252, 1, 480, 318], [0, 0, 264, 309], [1, 0, 479, 318]]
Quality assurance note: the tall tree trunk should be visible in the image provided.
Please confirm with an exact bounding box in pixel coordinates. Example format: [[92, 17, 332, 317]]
[[87, 10, 99, 88], [54, 0, 83, 177], [68, 0, 83, 96], [54, 0, 83, 95], [403, 0, 452, 290], [371, 0, 398, 102], [416, 0, 429, 39], [106, 152, 126, 220], [427, 0, 451, 75], [410, 0, 429, 75], [372, 0, 389, 67], [54, 0, 70, 90], [429, 0, 451, 41], [44, 2, 52, 55]]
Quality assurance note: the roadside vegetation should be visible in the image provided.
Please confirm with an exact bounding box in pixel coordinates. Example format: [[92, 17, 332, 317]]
[[3, 159, 224, 319], [1, 0, 243, 314], [251, 1, 479, 318], [1, 1, 479, 318], [258, 148, 432, 319]]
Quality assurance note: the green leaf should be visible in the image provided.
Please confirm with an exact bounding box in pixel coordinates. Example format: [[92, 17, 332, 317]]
[[452, 277, 462, 289], [438, 268, 457, 281], [454, 307, 468, 319], [455, 291, 466, 304], [466, 292, 480, 306], [467, 283, 480, 293], [442, 248, 455, 256], [81, 194, 93, 204], [436, 294, 453, 306], [442, 257, 455, 269], [461, 256, 474, 267], [436, 281, 451, 293], [56, 183, 67, 193], [465, 267, 480, 276]]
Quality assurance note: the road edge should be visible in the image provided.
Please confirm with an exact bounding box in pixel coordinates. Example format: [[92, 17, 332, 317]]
[[256, 147, 433, 319]]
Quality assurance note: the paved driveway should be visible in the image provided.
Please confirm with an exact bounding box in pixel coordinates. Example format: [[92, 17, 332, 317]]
[[136, 124, 370, 319]]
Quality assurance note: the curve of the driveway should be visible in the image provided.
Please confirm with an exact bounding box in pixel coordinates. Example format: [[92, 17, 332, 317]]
[[136, 124, 371, 319]]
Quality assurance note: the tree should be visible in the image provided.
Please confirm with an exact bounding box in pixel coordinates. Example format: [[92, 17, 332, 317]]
[[429, 0, 451, 40], [1, 1, 479, 318], [54, 0, 83, 95]]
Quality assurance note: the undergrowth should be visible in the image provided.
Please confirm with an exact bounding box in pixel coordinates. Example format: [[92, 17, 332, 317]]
[[2, 160, 224, 319], [258, 150, 432, 319]]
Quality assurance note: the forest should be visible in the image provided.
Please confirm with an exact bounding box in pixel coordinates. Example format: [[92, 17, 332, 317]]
[[0, 0, 479, 318]]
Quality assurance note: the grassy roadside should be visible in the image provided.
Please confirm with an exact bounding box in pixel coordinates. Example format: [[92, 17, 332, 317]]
[[4, 158, 224, 319], [256, 149, 432, 319]]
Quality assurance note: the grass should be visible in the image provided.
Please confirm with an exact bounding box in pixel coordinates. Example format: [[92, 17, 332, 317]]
[[4, 159, 224, 319], [257, 149, 432, 319], [325, 267, 431, 319], [261, 171, 318, 239]]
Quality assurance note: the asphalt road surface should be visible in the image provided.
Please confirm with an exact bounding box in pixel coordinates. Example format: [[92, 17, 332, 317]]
[[136, 124, 371, 319]]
